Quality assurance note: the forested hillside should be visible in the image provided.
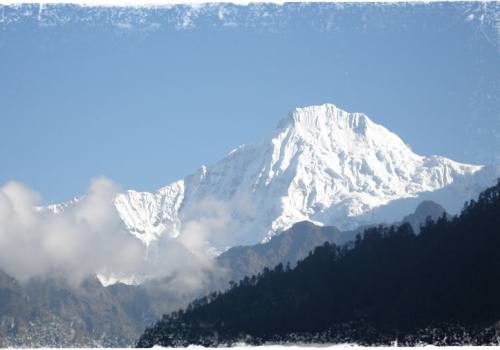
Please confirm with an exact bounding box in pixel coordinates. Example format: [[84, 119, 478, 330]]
[[138, 180, 500, 347]]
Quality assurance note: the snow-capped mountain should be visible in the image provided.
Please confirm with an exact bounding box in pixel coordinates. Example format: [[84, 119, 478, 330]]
[[111, 103, 496, 251]]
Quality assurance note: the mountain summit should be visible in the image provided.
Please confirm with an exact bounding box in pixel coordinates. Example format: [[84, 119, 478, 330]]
[[113, 104, 492, 251]]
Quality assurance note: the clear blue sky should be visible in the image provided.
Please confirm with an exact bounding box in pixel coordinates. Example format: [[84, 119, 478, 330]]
[[0, 3, 499, 203]]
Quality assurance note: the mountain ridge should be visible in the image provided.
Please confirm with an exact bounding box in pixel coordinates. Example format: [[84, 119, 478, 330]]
[[45, 104, 497, 259], [112, 103, 489, 251]]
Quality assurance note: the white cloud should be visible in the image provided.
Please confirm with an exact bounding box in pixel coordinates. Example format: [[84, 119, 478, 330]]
[[0, 178, 147, 285], [0, 177, 226, 292]]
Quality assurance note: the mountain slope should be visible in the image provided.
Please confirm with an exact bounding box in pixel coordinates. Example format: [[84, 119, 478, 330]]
[[0, 273, 139, 347], [216, 221, 342, 284], [137, 180, 500, 347], [113, 103, 490, 251], [216, 198, 450, 285], [401, 200, 446, 233]]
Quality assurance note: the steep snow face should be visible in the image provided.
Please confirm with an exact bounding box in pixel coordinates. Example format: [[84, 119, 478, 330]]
[[111, 104, 488, 250], [114, 180, 184, 245]]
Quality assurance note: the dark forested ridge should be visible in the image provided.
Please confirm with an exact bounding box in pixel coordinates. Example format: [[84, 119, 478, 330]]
[[137, 180, 500, 347]]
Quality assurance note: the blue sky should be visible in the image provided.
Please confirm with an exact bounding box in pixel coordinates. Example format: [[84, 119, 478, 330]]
[[0, 3, 499, 203]]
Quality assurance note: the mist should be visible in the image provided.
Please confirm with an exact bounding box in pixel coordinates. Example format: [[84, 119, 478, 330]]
[[0, 177, 226, 291]]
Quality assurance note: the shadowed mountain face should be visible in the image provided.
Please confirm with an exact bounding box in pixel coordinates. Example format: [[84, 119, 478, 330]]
[[0, 275, 139, 347], [216, 222, 342, 284], [402, 200, 447, 233], [0, 270, 38, 347], [0, 271, 206, 347]]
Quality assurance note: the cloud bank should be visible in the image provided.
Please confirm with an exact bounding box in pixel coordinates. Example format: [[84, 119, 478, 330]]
[[0, 177, 224, 291]]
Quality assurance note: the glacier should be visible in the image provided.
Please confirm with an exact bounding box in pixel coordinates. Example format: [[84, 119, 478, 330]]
[[108, 103, 497, 252]]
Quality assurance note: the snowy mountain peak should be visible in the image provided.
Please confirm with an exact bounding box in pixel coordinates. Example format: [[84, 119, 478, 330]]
[[277, 103, 412, 158], [50, 103, 498, 253], [287, 103, 368, 132]]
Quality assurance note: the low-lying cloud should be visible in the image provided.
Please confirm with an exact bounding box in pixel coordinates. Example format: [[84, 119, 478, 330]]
[[0, 178, 145, 285], [0, 177, 226, 291]]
